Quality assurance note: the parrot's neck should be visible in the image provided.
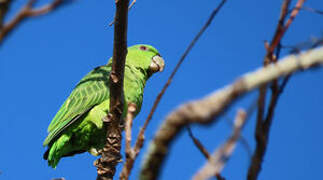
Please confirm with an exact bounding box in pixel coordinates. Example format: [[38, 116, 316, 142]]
[[123, 65, 147, 114]]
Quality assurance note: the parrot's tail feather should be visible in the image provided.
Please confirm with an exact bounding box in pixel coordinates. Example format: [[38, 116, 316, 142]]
[[43, 149, 49, 160], [46, 135, 71, 168], [62, 150, 86, 157], [48, 142, 60, 168]]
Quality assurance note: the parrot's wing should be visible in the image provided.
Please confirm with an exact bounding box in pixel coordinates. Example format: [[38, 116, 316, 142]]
[[43, 65, 111, 146]]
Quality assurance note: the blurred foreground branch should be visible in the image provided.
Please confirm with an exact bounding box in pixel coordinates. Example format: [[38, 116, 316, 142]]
[[139, 46, 323, 180], [193, 109, 247, 180], [0, 0, 12, 29], [0, 0, 68, 45]]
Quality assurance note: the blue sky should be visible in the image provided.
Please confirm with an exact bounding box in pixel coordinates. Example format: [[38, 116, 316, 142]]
[[1, 0, 323, 179]]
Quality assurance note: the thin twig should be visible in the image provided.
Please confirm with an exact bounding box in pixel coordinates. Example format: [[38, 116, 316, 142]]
[[187, 126, 211, 159], [128, 0, 136, 10], [193, 109, 247, 180], [0, 0, 12, 29], [265, 0, 292, 59], [139, 46, 323, 180], [0, 0, 68, 44], [249, 1, 306, 179], [279, 74, 292, 94], [256, 0, 291, 133], [225, 97, 258, 158], [119, 103, 137, 180], [302, 6, 323, 15], [282, 37, 323, 53], [194, 100, 256, 179], [109, 0, 136, 26], [189, 97, 257, 172], [216, 174, 226, 180], [284, 0, 306, 33], [95, 0, 129, 179], [132, 0, 227, 169]]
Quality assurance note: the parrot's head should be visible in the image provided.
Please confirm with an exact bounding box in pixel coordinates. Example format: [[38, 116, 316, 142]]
[[127, 44, 165, 78]]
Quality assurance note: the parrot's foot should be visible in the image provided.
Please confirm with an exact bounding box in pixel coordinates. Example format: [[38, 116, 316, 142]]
[[89, 148, 100, 156], [102, 113, 113, 123], [119, 121, 125, 129]]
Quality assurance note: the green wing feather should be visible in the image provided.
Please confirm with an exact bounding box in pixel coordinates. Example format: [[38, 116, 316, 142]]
[[43, 65, 111, 146]]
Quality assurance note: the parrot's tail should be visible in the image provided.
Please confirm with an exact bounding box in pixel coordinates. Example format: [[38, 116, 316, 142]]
[[44, 135, 87, 168], [43, 149, 49, 160], [46, 135, 71, 168], [47, 142, 61, 168]]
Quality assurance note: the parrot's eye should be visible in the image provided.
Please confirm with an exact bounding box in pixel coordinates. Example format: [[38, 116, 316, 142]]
[[139, 46, 148, 51]]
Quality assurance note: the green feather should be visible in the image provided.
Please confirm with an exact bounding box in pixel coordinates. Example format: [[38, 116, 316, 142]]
[[43, 65, 111, 146], [43, 44, 163, 168]]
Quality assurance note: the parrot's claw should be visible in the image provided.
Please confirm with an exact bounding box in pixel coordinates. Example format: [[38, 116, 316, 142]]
[[102, 115, 112, 123], [89, 148, 100, 156]]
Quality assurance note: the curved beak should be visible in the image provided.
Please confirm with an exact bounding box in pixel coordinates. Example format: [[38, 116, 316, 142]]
[[149, 55, 165, 73]]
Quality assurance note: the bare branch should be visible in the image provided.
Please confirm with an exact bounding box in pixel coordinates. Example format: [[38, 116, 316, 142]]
[[0, 0, 12, 29], [193, 109, 247, 180], [125, 103, 136, 159], [109, 0, 136, 26], [282, 37, 323, 53], [28, 0, 65, 16], [256, 0, 291, 136], [119, 103, 137, 180], [216, 174, 226, 180], [265, 0, 291, 59], [0, 0, 68, 45], [95, 0, 129, 179], [250, 1, 306, 179], [224, 98, 257, 157], [187, 126, 211, 159], [133, 0, 227, 169], [302, 6, 323, 15], [128, 0, 136, 10], [139, 46, 323, 180]]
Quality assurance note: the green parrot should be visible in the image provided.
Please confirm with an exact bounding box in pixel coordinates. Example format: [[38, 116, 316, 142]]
[[43, 44, 165, 168]]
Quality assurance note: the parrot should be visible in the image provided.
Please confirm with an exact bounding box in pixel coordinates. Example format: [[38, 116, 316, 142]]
[[43, 44, 165, 168]]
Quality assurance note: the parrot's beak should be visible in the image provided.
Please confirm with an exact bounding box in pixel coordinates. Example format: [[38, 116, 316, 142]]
[[150, 55, 165, 73]]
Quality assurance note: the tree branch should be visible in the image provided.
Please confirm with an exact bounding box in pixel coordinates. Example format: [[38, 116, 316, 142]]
[[187, 126, 211, 160], [0, 0, 12, 30], [119, 103, 137, 180], [139, 46, 323, 180], [0, 0, 68, 45], [109, 0, 136, 26], [302, 6, 323, 15], [256, 0, 291, 138], [250, 1, 306, 179], [193, 109, 247, 180], [94, 0, 129, 179], [132, 0, 227, 172], [52, 178, 65, 180]]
